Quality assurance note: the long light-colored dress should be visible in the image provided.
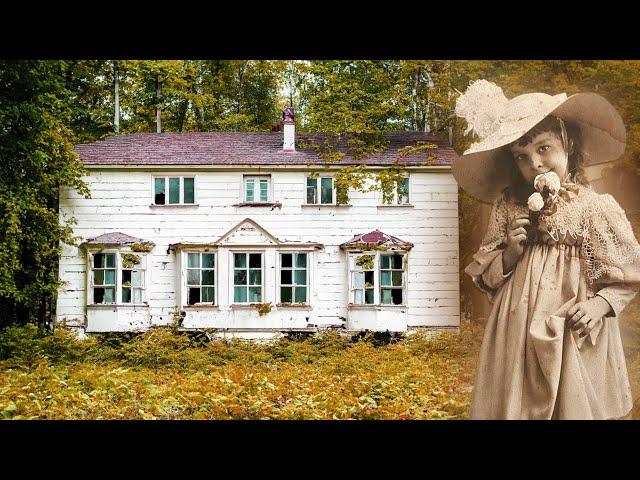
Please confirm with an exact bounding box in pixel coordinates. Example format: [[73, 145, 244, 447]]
[[467, 184, 640, 419]]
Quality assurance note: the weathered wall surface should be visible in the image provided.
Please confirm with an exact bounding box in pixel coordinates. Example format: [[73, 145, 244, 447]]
[[56, 168, 460, 334]]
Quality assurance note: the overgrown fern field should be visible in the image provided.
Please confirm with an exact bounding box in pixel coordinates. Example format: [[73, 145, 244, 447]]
[[1, 320, 638, 420]]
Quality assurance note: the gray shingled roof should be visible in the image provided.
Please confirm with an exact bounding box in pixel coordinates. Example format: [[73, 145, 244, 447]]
[[74, 131, 456, 166], [82, 232, 155, 246]]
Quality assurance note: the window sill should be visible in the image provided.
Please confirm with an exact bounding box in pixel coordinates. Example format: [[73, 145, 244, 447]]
[[87, 304, 150, 308], [183, 304, 219, 309], [276, 303, 313, 310], [233, 202, 282, 209], [150, 204, 199, 208], [230, 304, 264, 309], [377, 204, 414, 208], [347, 304, 407, 309], [301, 203, 351, 208]]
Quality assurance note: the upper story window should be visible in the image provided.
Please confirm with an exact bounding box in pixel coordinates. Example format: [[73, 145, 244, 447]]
[[186, 252, 216, 305], [89, 251, 149, 305], [244, 176, 271, 203], [381, 176, 410, 205], [233, 252, 263, 304], [347, 251, 407, 306], [306, 176, 336, 204], [279, 252, 308, 304], [153, 176, 196, 205]]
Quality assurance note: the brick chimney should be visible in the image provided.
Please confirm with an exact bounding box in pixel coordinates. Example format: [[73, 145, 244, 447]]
[[283, 107, 295, 152]]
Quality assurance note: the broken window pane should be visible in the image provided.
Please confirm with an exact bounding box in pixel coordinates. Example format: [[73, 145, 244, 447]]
[[249, 254, 261, 268], [281, 287, 292, 303], [321, 178, 333, 204], [364, 271, 374, 286], [94, 288, 104, 303], [281, 270, 292, 285], [281, 253, 292, 268], [154, 178, 166, 204], [188, 287, 200, 305], [392, 271, 403, 286], [93, 270, 104, 285], [93, 253, 104, 269], [122, 270, 132, 285], [184, 178, 195, 204], [391, 289, 403, 305], [169, 178, 180, 204], [398, 177, 409, 204], [393, 255, 403, 269]]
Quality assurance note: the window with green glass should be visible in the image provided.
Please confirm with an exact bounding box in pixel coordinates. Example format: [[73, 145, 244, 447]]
[[380, 254, 405, 305], [279, 252, 308, 304], [122, 255, 146, 304], [186, 252, 216, 305], [153, 176, 196, 205], [92, 253, 116, 304], [349, 254, 375, 305], [244, 176, 270, 203], [306, 176, 335, 204], [233, 253, 263, 303], [306, 177, 317, 204]]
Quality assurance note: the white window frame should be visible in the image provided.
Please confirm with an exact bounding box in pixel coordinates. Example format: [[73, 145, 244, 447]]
[[277, 251, 309, 304], [184, 251, 217, 306], [243, 175, 272, 203], [87, 249, 150, 306], [347, 251, 407, 306], [378, 252, 407, 305], [152, 175, 197, 205], [305, 175, 338, 205], [231, 251, 265, 304], [380, 175, 411, 205]]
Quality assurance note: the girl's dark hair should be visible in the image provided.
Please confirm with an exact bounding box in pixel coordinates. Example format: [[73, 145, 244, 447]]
[[504, 115, 588, 203]]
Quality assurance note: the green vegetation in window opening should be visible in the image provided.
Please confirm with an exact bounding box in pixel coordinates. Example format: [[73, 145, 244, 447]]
[[131, 242, 153, 253], [364, 282, 373, 289], [252, 302, 273, 316], [355, 255, 375, 270], [121, 253, 141, 269], [123, 281, 132, 287]]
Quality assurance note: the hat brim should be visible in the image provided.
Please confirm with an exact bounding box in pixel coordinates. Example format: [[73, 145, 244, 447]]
[[453, 92, 626, 204]]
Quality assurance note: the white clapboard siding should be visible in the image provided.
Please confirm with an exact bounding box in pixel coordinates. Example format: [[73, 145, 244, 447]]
[[56, 169, 460, 334]]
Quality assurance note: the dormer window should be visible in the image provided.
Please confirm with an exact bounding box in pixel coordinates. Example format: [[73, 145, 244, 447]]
[[153, 176, 196, 205]]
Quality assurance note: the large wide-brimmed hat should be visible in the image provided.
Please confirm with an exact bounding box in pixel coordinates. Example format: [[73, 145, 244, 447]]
[[452, 80, 626, 203]]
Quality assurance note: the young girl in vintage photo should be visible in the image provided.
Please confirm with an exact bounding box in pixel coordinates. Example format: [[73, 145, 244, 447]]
[[454, 80, 640, 419]]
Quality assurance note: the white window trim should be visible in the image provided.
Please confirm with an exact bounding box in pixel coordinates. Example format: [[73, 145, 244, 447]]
[[230, 250, 265, 305], [379, 174, 411, 206], [242, 175, 272, 203], [151, 175, 197, 206], [182, 250, 218, 306], [86, 249, 150, 306], [276, 251, 310, 305], [347, 250, 408, 307], [304, 175, 339, 206]]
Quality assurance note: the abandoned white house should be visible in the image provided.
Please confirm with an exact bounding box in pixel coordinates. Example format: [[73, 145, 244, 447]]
[[55, 111, 460, 339]]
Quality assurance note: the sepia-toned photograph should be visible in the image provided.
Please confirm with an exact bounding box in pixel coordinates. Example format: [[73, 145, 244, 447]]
[[1, 60, 638, 420]]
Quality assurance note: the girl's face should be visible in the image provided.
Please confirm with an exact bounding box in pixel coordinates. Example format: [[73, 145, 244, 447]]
[[509, 131, 569, 185]]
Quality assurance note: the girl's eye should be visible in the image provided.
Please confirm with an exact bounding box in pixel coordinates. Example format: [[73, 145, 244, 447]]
[[538, 145, 550, 153], [515, 154, 527, 162]]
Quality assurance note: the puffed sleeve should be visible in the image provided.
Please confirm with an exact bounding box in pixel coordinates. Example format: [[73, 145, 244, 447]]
[[464, 193, 514, 303], [584, 193, 640, 317]]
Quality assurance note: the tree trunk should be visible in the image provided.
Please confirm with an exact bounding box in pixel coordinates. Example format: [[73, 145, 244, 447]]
[[114, 63, 120, 133], [156, 75, 162, 133]]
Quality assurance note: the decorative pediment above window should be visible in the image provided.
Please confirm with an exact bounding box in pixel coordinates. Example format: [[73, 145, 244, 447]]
[[215, 218, 324, 249], [80, 232, 155, 249], [339, 230, 414, 251]]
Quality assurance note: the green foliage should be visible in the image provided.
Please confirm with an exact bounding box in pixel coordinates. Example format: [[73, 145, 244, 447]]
[[252, 303, 273, 316], [355, 255, 375, 270], [121, 253, 141, 269], [130, 243, 153, 253]]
